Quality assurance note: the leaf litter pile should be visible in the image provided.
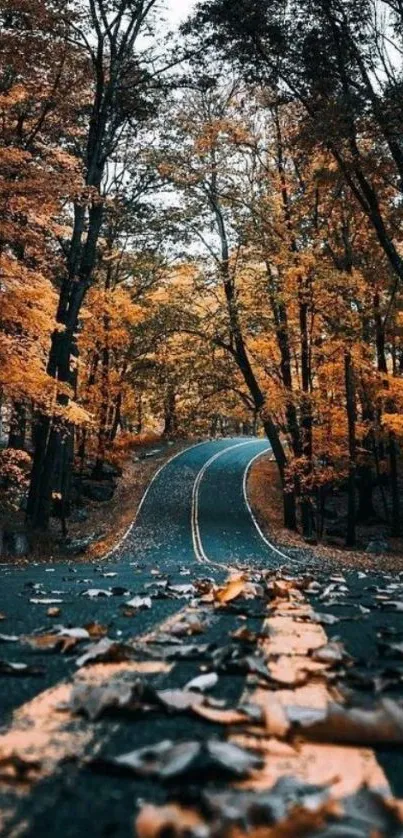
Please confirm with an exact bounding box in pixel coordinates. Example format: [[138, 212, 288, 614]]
[[2, 568, 403, 835]]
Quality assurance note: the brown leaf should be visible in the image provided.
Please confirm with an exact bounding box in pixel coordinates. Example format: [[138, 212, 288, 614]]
[[136, 804, 204, 838], [70, 681, 140, 720], [156, 689, 206, 711], [97, 740, 201, 779], [0, 660, 44, 676], [262, 695, 290, 738], [76, 637, 132, 668], [207, 740, 263, 776], [232, 627, 258, 643], [97, 739, 261, 781], [24, 627, 89, 654], [170, 614, 206, 636], [215, 577, 246, 604], [84, 622, 108, 639], [0, 751, 42, 783], [295, 698, 403, 745], [191, 704, 250, 725], [311, 641, 348, 665]]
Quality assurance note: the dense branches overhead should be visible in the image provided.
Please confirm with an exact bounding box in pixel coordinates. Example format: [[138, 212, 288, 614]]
[[1, 0, 403, 547]]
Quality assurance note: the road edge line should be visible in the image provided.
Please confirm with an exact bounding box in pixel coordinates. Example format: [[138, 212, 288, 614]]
[[192, 440, 259, 569], [242, 448, 293, 564], [104, 439, 209, 559]]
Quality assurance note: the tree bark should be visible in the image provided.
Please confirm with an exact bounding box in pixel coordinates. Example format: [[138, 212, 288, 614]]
[[389, 431, 400, 537], [163, 387, 177, 436], [299, 294, 313, 538], [93, 316, 110, 477], [26, 201, 104, 528], [344, 351, 357, 547]]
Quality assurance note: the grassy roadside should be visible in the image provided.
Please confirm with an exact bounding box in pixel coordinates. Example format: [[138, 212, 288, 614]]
[[17, 439, 193, 565], [247, 452, 403, 572]]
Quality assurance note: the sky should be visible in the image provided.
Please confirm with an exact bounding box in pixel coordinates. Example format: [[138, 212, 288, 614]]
[[166, 0, 198, 25]]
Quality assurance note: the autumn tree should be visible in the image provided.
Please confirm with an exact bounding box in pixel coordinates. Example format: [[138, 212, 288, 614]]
[[20, 0, 178, 528], [0, 0, 83, 450]]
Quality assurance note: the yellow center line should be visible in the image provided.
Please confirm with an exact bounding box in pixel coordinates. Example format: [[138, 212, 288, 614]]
[[231, 584, 391, 799]]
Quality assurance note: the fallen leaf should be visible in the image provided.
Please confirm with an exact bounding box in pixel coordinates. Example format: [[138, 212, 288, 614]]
[[101, 740, 200, 778], [29, 598, 63, 605], [95, 738, 261, 781], [311, 641, 348, 665], [126, 596, 152, 609], [82, 589, 113, 599], [84, 622, 108, 638], [0, 661, 44, 676], [168, 584, 196, 597], [215, 578, 246, 604], [76, 637, 132, 668], [170, 614, 206, 636], [23, 633, 79, 653], [231, 626, 258, 643], [58, 627, 90, 639], [191, 705, 250, 725], [383, 601, 403, 612], [271, 579, 295, 599], [206, 740, 263, 776], [0, 751, 42, 783], [262, 694, 290, 738], [70, 681, 143, 720], [311, 612, 340, 626], [156, 689, 205, 711], [136, 804, 204, 838], [156, 643, 210, 661], [185, 672, 218, 692], [292, 698, 403, 745]]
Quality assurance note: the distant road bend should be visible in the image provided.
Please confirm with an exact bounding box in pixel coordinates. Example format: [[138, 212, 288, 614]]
[[1, 438, 403, 838]]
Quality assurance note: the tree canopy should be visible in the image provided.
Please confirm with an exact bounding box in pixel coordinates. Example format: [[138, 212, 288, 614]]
[[1, 0, 403, 549]]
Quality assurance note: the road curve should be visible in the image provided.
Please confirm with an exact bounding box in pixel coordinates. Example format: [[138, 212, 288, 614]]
[[115, 436, 276, 574], [1, 438, 403, 835], [0, 438, 282, 724]]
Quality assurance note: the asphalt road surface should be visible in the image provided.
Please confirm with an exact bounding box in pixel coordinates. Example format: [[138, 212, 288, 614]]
[[0, 438, 403, 836]]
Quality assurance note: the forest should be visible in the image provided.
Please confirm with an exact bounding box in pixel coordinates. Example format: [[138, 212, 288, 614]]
[[1, 0, 403, 553], [4, 4, 403, 836]]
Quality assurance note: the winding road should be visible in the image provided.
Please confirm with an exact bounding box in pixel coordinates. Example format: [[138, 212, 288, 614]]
[[0, 438, 403, 836]]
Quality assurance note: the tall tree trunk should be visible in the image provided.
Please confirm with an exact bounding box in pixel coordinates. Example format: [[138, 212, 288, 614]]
[[93, 313, 110, 478], [344, 351, 357, 547], [389, 431, 400, 536], [26, 201, 104, 529], [163, 387, 177, 437], [210, 160, 295, 529], [357, 399, 377, 523], [109, 391, 124, 442], [299, 294, 313, 538], [374, 295, 400, 534]]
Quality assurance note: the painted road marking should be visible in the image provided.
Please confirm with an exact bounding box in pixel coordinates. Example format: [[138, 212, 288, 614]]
[[191, 440, 259, 570], [105, 439, 209, 559], [232, 582, 390, 798], [242, 448, 296, 564]]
